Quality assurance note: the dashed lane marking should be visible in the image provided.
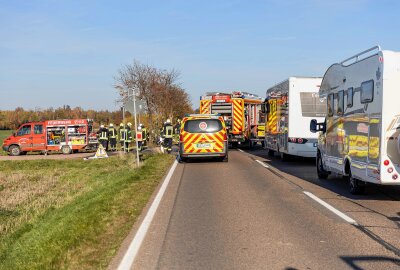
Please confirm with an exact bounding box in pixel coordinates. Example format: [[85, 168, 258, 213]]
[[117, 160, 179, 270], [303, 191, 358, 225]]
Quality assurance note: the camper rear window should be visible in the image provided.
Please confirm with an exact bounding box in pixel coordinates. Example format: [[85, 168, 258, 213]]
[[361, 80, 374, 103], [327, 94, 334, 117]]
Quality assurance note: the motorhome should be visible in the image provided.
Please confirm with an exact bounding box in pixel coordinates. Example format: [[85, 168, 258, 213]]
[[264, 77, 326, 160], [310, 46, 400, 194]]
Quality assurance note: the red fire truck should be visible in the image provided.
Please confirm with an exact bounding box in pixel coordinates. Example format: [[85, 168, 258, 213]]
[[200, 91, 265, 147], [2, 119, 98, 156]]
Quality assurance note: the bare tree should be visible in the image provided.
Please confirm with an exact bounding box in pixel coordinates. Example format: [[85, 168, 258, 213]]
[[114, 60, 192, 130]]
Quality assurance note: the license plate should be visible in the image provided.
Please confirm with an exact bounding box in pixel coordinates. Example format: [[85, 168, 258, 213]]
[[196, 143, 211, 149]]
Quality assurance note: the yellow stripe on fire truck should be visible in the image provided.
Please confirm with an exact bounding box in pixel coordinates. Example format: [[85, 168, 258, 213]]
[[200, 100, 211, 114], [232, 99, 244, 134]]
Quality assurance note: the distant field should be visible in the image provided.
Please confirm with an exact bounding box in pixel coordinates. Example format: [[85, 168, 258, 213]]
[[0, 130, 12, 155], [0, 153, 174, 269]]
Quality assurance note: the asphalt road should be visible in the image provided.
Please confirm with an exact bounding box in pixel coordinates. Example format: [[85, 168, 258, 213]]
[[114, 146, 400, 270]]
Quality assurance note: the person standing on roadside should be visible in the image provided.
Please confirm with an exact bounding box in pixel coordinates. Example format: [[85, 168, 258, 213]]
[[118, 123, 125, 151], [97, 124, 109, 151], [108, 123, 117, 151], [126, 122, 133, 152]]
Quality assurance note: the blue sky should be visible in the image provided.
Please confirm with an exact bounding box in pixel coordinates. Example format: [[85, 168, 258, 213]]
[[0, 0, 399, 111]]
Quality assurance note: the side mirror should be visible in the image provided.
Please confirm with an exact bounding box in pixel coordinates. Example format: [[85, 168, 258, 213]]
[[310, 119, 317, 133], [310, 119, 326, 133]]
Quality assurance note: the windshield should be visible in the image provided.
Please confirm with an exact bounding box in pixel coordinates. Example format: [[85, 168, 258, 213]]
[[184, 119, 223, 133]]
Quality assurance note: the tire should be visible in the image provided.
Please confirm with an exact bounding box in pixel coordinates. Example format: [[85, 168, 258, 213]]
[[220, 154, 229, 162], [231, 142, 238, 149], [316, 153, 329, 179], [349, 171, 365, 195], [267, 149, 275, 157], [9, 145, 21, 156], [61, 146, 72, 155], [280, 152, 290, 161]]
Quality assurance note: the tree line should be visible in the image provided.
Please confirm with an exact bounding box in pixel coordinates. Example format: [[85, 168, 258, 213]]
[[0, 106, 123, 130]]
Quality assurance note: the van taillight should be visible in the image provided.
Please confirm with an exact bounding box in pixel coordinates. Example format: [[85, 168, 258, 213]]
[[223, 133, 227, 141], [180, 134, 183, 142]]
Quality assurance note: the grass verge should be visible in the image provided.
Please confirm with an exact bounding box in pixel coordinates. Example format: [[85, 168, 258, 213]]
[[0, 153, 174, 269]]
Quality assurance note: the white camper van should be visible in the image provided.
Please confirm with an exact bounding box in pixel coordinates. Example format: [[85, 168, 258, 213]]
[[310, 46, 400, 194], [264, 77, 326, 160]]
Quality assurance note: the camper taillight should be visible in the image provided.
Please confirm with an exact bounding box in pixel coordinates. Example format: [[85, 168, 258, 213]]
[[384, 160, 390, 166]]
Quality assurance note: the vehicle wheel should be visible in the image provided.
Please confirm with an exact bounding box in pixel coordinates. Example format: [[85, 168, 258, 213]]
[[316, 153, 329, 179], [268, 149, 274, 157], [9, 145, 21, 156], [231, 142, 238, 149], [349, 171, 365, 195], [220, 154, 229, 162], [280, 152, 290, 161], [61, 146, 72, 155]]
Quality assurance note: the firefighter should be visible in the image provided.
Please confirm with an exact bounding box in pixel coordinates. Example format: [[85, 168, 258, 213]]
[[108, 123, 117, 151], [140, 124, 149, 147], [97, 124, 109, 150], [126, 122, 133, 152], [174, 118, 182, 134], [119, 123, 126, 151], [136, 125, 143, 151], [162, 119, 174, 152]]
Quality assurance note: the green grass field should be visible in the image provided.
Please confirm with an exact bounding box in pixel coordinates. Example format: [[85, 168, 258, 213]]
[[0, 153, 175, 269], [0, 130, 12, 155]]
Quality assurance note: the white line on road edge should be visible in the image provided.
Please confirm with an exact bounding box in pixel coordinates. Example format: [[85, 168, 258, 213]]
[[256, 160, 270, 168], [117, 160, 179, 270], [303, 191, 358, 225], [237, 148, 244, 153]]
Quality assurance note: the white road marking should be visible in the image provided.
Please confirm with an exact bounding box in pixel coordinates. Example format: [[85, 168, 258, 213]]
[[303, 191, 358, 225], [117, 160, 179, 270], [237, 149, 244, 153], [256, 160, 270, 168]]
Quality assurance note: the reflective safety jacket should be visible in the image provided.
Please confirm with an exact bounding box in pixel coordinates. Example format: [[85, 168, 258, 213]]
[[142, 128, 148, 141], [119, 127, 126, 141], [97, 128, 109, 141], [109, 127, 117, 139], [126, 127, 132, 142], [163, 124, 173, 139]]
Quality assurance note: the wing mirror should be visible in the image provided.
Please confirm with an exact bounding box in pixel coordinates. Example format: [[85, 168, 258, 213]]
[[310, 119, 326, 133]]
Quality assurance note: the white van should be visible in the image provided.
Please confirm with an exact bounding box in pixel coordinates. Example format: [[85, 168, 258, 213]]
[[310, 46, 400, 194], [264, 77, 326, 160]]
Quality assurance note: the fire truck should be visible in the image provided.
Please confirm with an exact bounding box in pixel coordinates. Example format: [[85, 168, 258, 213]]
[[200, 91, 264, 147], [2, 119, 98, 156]]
